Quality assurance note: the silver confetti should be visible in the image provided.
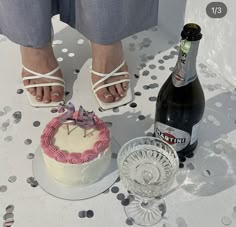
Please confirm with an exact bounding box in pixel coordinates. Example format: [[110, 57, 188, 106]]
[[186, 163, 195, 170], [202, 170, 211, 177], [8, 176, 17, 183], [27, 153, 35, 159], [207, 115, 215, 121], [213, 120, 221, 126], [4, 136, 13, 142], [0, 185, 7, 192], [221, 216, 232, 226], [6, 205, 14, 213], [2, 120, 10, 128], [215, 102, 222, 108]]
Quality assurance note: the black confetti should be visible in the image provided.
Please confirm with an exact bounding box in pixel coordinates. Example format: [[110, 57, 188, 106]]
[[17, 89, 24, 94], [111, 186, 119, 193], [129, 103, 137, 108], [117, 193, 125, 201], [86, 210, 94, 218], [134, 91, 141, 96], [138, 115, 145, 120]]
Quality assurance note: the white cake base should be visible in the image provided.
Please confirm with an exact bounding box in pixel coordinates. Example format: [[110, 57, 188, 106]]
[[43, 146, 111, 186], [32, 137, 120, 200]]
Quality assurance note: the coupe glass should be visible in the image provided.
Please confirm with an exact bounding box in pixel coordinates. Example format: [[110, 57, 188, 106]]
[[117, 136, 179, 226]]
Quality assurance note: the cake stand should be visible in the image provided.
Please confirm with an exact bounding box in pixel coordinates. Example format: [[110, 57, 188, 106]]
[[32, 137, 120, 200]]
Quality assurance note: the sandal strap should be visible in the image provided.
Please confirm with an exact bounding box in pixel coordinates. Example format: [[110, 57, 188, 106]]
[[93, 79, 130, 93], [22, 65, 64, 83], [91, 61, 126, 89], [24, 82, 65, 89]]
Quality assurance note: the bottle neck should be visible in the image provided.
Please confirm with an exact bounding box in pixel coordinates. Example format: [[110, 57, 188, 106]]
[[172, 39, 200, 87]]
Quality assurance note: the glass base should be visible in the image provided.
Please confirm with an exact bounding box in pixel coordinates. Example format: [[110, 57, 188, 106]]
[[124, 195, 166, 226]]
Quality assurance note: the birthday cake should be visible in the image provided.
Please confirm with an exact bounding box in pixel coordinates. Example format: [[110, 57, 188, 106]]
[[40, 103, 111, 185]]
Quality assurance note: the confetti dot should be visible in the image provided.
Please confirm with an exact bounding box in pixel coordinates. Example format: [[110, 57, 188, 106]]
[[77, 39, 84, 44], [213, 120, 221, 126], [78, 211, 86, 218], [6, 205, 14, 213], [3, 213, 14, 220], [68, 53, 75, 57], [207, 115, 215, 121], [151, 75, 157, 80], [142, 70, 150, 76], [202, 170, 211, 177], [8, 176, 17, 183], [117, 193, 125, 201], [130, 103, 137, 108], [86, 210, 94, 218], [149, 64, 156, 69], [73, 69, 80, 74], [159, 66, 165, 70], [111, 186, 119, 193], [132, 35, 138, 39], [33, 121, 40, 127], [24, 139, 32, 145], [140, 63, 146, 68], [215, 102, 222, 107], [143, 85, 149, 90], [0, 185, 7, 192], [179, 163, 184, 168], [26, 177, 34, 184], [61, 48, 68, 53], [158, 59, 164, 64], [221, 216, 232, 226], [138, 115, 145, 120], [134, 74, 139, 79], [65, 91, 70, 96], [12, 111, 22, 123], [2, 121, 10, 128], [27, 153, 35, 159], [17, 89, 24, 94], [121, 199, 130, 206], [134, 91, 141, 96], [149, 83, 159, 89], [53, 40, 63, 45], [4, 136, 13, 142], [126, 218, 134, 225], [163, 56, 169, 60], [30, 180, 39, 187], [129, 43, 135, 48], [174, 46, 179, 50], [57, 57, 63, 62], [169, 67, 174, 71], [186, 163, 195, 170], [149, 97, 157, 102], [147, 55, 155, 60]]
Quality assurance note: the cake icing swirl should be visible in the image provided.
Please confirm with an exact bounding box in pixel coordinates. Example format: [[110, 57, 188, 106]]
[[40, 111, 110, 164]]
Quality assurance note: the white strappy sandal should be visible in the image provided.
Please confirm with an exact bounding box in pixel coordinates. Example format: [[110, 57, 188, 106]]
[[90, 60, 133, 110], [22, 65, 65, 107]]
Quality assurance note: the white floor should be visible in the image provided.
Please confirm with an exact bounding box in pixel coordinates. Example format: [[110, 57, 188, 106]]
[[0, 18, 236, 227]]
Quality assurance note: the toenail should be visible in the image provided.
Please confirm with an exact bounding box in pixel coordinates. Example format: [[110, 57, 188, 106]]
[[44, 100, 50, 103], [104, 94, 112, 99], [115, 97, 120, 101], [124, 87, 128, 90], [52, 93, 60, 97], [36, 97, 41, 100], [120, 93, 125, 97]]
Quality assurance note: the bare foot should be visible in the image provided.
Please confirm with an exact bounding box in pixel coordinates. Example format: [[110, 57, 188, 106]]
[[91, 41, 129, 103], [21, 43, 64, 104]]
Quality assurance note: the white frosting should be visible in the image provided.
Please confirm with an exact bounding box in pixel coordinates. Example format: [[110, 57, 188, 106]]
[[43, 146, 111, 185], [53, 124, 99, 153], [43, 124, 111, 185]]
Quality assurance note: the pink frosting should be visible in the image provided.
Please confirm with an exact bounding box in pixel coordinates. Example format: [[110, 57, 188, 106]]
[[41, 112, 110, 164]]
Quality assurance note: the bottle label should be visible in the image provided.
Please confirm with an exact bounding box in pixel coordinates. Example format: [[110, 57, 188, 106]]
[[190, 121, 200, 145], [155, 122, 191, 152], [172, 40, 198, 87]]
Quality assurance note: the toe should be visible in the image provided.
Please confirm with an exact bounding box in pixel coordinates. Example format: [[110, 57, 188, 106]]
[[96, 88, 113, 103], [108, 85, 120, 102], [115, 82, 126, 98], [23, 78, 36, 96], [43, 87, 51, 103], [51, 85, 64, 102], [36, 86, 43, 102], [29, 80, 36, 96], [122, 74, 129, 91]]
